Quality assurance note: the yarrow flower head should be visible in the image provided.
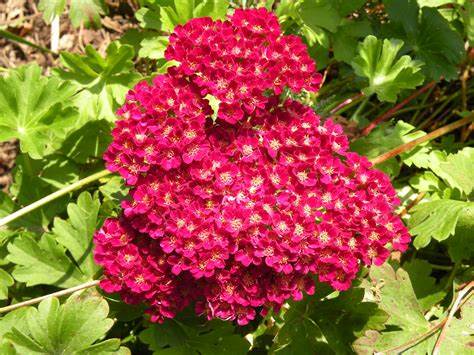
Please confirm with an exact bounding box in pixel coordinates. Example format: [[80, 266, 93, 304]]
[[94, 8, 410, 326], [165, 8, 322, 123]]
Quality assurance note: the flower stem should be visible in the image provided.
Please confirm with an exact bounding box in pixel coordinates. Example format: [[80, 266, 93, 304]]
[[0, 280, 100, 314], [361, 81, 436, 136], [0, 169, 112, 228], [369, 113, 474, 166], [0, 29, 56, 54], [433, 281, 473, 355], [383, 281, 473, 354], [330, 92, 364, 115]]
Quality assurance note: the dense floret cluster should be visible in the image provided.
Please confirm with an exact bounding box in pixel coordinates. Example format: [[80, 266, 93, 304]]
[[94, 8, 410, 325], [165, 8, 322, 123]]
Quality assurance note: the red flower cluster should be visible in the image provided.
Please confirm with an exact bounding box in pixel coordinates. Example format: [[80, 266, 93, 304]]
[[165, 8, 322, 123], [94, 8, 410, 325]]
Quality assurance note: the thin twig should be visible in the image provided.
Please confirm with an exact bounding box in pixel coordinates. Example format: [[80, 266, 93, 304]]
[[460, 66, 469, 112], [369, 114, 474, 165], [50, 15, 60, 52], [383, 320, 446, 354], [398, 191, 426, 217], [330, 92, 364, 115], [0, 29, 55, 54], [460, 66, 472, 142], [0, 169, 111, 228], [382, 282, 473, 354], [418, 91, 460, 130], [0, 280, 100, 314], [361, 81, 436, 136], [433, 281, 473, 355]]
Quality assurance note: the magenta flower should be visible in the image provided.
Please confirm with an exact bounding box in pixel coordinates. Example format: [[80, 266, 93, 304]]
[[94, 8, 410, 326]]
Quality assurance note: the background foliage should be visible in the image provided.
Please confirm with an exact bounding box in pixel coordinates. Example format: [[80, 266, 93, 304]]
[[0, 0, 473, 354]]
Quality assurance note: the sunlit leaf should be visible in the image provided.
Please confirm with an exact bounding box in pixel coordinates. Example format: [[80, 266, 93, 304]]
[[4, 290, 127, 354], [0, 65, 78, 159], [69, 0, 107, 28], [409, 199, 474, 248], [384, 0, 465, 80], [139, 317, 249, 354], [7, 192, 101, 287], [354, 264, 436, 354], [55, 42, 140, 122], [352, 35, 425, 102]]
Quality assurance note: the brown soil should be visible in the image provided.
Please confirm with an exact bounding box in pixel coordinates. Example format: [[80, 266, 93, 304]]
[[0, 0, 138, 190], [0, 140, 18, 192]]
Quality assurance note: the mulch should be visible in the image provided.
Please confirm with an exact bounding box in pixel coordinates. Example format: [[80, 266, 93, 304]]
[[0, 0, 138, 190]]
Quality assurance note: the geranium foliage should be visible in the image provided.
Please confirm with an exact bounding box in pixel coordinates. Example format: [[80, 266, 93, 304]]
[[0, 1, 472, 354]]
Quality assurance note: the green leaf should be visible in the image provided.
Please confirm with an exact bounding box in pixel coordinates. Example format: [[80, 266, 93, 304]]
[[193, 0, 229, 19], [38, 0, 66, 23], [384, 0, 419, 35], [139, 36, 169, 59], [415, 7, 465, 80], [354, 264, 435, 354], [298, 0, 365, 33], [409, 171, 445, 192], [175, 0, 195, 22], [55, 42, 140, 122], [99, 176, 129, 203], [351, 35, 425, 102], [272, 288, 388, 354], [429, 147, 474, 196], [0, 65, 78, 159], [52, 192, 101, 278], [139, 317, 249, 355], [299, 0, 341, 33], [0, 308, 29, 338], [351, 120, 426, 177], [9, 154, 71, 228], [40, 155, 80, 189], [446, 203, 474, 262], [160, 6, 181, 32], [435, 297, 474, 354], [60, 120, 112, 164], [417, 0, 453, 6], [136, 0, 228, 32], [4, 290, 125, 354], [336, 0, 366, 17], [7, 191, 101, 287], [384, 0, 465, 80], [312, 289, 388, 354], [463, 1, 474, 46], [409, 199, 474, 248], [7, 234, 88, 288], [0, 268, 14, 300], [273, 308, 332, 354], [69, 0, 106, 28], [136, 8, 162, 30], [205, 94, 220, 122], [332, 20, 371, 63], [403, 259, 447, 311]]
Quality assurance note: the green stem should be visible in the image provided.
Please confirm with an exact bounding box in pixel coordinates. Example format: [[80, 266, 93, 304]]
[[370, 113, 474, 165], [330, 93, 365, 116], [0, 280, 100, 314], [418, 91, 459, 130], [0, 29, 55, 54], [0, 169, 111, 228], [444, 262, 460, 290], [350, 95, 370, 122], [361, 81, 436, 136], [430, 264, 454, 271], [412, 84, 436, 123]]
